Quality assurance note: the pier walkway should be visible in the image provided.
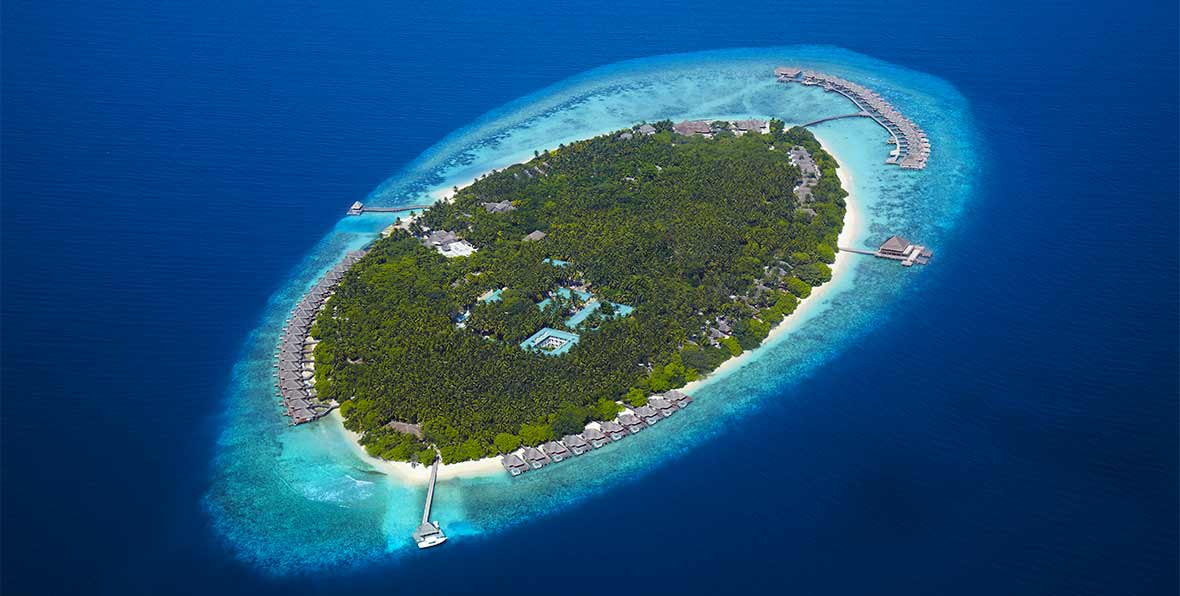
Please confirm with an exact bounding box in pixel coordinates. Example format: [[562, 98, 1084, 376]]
[[799, 112, 870, 128], [412, 455, 447, 548], [347, 201, 432, 215]]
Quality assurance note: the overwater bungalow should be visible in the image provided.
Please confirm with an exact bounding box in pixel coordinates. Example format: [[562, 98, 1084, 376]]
[[541, 441, 572, 462], [878, 235, 912, 257], [618, 413, 646, 433], [522, 446, 551, 469], [582, 427, 610, 448], [501, 453, 529, 476], [561, 434, 591, 455]]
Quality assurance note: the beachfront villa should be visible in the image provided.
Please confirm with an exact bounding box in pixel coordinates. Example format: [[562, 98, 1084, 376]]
[[523, 446, 551, 469], [600, 420, 627, 441], [582, 427, 610, 448], [634, 405, 661, 425], [520, 327, 580, 356], [523, 230, 547, 242], [618, 413, 647, 433], [502, 453, 529, 476], [562, 434, 591, 455], [673, 120, 713, 137], [542, 441, 572, 462]]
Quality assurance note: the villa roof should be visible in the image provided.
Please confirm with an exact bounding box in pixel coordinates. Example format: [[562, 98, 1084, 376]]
[[618, 414, 644, 428], [481, 200, 515, 214], [665, 390, 691, 403], [542, 441, 570, 456], [634, 405, 659, 418], [562, 434, 590, 448], [880, 235, 911, 252], [582, 427, 607, 440], [523, 230, 547, 242], [501, 454, 528, 470], [638, 124, 657, 135], [599, 420, 624, 433], [649, 397, 675, 411], [734, 119, 766, 131], [424, 230, 459, 246], [523, 446, 550, 463], [673, 120, 712, 135]]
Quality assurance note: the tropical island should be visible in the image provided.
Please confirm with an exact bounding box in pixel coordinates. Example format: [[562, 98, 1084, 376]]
[[309, 120, 847, 466]]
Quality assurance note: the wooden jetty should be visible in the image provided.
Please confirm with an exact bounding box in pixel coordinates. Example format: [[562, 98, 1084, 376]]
[[775, 67, 930, 169], [840, 235, 933, 267], [347, 201, 432, 216], [412, 455, 447, 549]]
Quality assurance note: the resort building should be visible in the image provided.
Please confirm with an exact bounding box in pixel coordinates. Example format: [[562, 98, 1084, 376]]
[[562, 434, 591, 455], [666, 389, 693, 407], [638, 123, 657, 135], [520, 327, 581, 356], [523, 230, 547, 242], [733, 119, 767, 135], [582, 427, 610, 448], [618, 413, 647, 433], [541, 441, 572, 462], [600, 420, 627, 441], [501, 453, 529, 476], [481, 200, 514, 214], [522, 446, 551, 469], [673, 120, 713, 136], [634, 405, 662, 425], [648, 397, 677, 416]]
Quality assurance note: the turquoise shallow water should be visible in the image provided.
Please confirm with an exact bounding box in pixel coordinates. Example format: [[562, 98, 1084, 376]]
[[204, 46, 979, 572]]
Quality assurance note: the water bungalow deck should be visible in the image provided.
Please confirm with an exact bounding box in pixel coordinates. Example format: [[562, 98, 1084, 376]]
[[775, 67, 930, 169], [273, 249, 368, 425]]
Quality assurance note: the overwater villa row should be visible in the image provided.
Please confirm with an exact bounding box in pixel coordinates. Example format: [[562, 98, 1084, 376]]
[[500, 390, 694, 476], [272, 250, 367, 424], [774, 67, 930, 169]]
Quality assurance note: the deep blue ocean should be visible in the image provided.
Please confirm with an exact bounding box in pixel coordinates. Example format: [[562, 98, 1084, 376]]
[[3, 1, 1177, 594]]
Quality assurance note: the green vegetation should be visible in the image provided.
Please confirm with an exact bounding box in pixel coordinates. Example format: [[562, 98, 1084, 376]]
[[314, 123, 846, 462]]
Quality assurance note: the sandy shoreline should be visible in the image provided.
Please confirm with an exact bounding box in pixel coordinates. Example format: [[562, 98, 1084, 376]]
[[334, 130, 862, 484], [681, 134, 862, 393]]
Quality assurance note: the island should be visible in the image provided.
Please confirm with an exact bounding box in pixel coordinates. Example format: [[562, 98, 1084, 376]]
[[306, 120, 848, 467]]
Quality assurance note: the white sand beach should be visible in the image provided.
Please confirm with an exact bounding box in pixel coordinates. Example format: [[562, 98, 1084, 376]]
[[334, 130, 862, 484]]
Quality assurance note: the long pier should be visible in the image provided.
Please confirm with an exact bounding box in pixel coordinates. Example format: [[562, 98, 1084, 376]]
[[422, 456, 439, 525], [411, 454, 448, 548], [775, 67, 930, 169], [799, 111, 870, 128], [347, 201, 432, 216], [273, 249, 367, 424]]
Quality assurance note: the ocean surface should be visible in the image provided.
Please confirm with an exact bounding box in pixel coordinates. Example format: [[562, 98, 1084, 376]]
[[2, 2, 1176, 595]]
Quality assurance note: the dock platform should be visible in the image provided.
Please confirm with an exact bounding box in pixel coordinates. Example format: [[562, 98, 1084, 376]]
[[839, 235, 933, 267]]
